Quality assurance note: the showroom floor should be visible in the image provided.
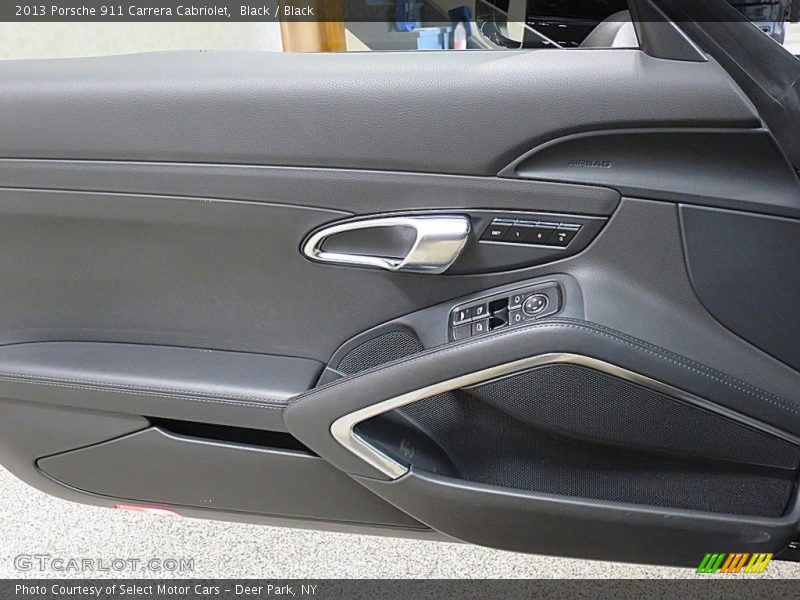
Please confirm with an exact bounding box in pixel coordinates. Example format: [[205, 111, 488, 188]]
[[1, 467, 799, 579]]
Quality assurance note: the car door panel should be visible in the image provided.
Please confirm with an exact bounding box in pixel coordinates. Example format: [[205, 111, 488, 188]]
[[0, 400, 437, 538], [681, 206, 800, 372], [0, 186, 616, 360], [0, 342, 322, 432], [355, 470, 800, 566], [504, 128, 800, 218], [0, 35, 799, 569], [0, 50, 758, 173], [0, 160, 621, 216], [37, 427, 425, 528]]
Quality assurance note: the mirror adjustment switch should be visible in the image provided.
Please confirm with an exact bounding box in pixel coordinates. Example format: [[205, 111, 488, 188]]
[[522, 293, 549, 316], [550, 225, 581, 247], [480, 220, 513, 241]]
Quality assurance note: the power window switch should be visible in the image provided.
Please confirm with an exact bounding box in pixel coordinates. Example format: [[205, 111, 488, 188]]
[[472, 303, 489, 319], [452, 324, 471, 341], [508, 309, 524, 326], [471, 319, 490, 336]]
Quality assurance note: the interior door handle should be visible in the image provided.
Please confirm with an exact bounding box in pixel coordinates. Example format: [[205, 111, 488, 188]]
[[302, 215, 471, 274]]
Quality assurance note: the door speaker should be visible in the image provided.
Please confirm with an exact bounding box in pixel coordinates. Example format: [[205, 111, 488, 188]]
[[358, 363, 799, 518], [335, 329, 423, 375]]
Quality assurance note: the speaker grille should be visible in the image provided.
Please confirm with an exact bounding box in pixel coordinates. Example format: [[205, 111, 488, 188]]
[[360, 364, 798, 518], [471, 363, 799, 470], [336, 330, 423, 375]]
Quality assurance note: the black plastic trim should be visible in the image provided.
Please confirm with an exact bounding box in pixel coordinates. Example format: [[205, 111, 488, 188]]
[[629, 0, 707, 62], [356, 469, 799, 566], [38, 426, 424, 529], [502, 128, 800, 219], [680, 205, 800, 373]]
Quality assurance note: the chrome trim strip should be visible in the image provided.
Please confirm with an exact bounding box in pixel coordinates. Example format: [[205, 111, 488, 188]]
[[330, 352, 800, 479], [302, 215, 471, 274]]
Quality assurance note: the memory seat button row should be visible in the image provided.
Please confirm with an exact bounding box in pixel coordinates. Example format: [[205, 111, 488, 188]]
[[480, 218, 582, 247]]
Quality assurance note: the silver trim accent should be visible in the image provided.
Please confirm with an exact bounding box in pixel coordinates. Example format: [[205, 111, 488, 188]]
[[302, 215, 471, 275], [330, 353, 800, 479]]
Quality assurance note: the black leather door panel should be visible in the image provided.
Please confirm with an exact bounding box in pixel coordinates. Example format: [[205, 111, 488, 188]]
[[285, 318, 800, 564], [38, 427, 423, 528], [0, 50, 758, 174], [0, 342, 322, 432], [681, 206, 800, 372], [0, 42, 798, 562]]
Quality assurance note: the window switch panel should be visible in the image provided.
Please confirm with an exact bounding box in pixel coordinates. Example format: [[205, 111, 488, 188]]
[[448, 283, 561, 341]]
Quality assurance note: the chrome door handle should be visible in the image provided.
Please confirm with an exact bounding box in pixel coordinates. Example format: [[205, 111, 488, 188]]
[[302, 215, 471, 274]]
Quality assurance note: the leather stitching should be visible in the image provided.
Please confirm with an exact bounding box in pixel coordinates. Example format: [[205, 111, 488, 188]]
[[0, 370, 277, 402], [553, 318, 799, 415], [287, 319, 799, 419], [3, 320, 792, 418], [0, 374, 285, 410]]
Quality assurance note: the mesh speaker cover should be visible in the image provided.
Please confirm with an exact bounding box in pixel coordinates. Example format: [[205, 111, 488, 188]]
[[469, 363, 799, 470], [360, 364, 798, 518], [336, 330, 423, 375]]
